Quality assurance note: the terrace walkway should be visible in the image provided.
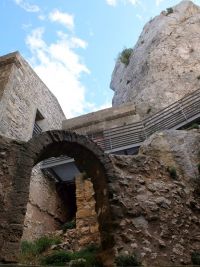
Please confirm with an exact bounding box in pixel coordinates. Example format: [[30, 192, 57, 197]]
[[42, 88, 200, 169]]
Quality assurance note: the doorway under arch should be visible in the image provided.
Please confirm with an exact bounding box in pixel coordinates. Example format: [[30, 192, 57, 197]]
[[1, 130, 117, 266]]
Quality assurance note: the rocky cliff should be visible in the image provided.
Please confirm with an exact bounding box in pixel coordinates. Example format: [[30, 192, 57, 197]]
[[110, 0, 200, 116]]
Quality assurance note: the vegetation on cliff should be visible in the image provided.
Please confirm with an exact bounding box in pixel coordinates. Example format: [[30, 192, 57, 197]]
[[119, 48, 133, 66]]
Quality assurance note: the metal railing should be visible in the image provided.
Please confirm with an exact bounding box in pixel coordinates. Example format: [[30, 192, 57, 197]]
[[42, 88, 200, 168], [33, 122, 42, 136]]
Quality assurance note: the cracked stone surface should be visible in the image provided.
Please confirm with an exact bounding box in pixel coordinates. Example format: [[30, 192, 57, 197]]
[[111, 1, 200, 117]]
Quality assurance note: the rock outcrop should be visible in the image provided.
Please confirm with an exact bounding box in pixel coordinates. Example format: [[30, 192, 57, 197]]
[[140, 129, 200, 179], [111, 1, 200, 116], [110, 128, 200, 266]]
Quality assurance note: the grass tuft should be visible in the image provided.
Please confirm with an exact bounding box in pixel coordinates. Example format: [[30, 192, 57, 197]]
[[62, 219, 76, 232]]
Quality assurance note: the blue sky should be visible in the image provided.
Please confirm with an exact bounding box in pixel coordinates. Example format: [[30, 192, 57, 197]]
[[0, 0, 199, 118]]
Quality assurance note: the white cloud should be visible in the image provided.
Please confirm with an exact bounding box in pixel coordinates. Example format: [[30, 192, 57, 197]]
[[106, 0, 117, 6], [106, 0, 139, 6], [155, 0, 164, 6], [26, 27, 92, 118], [127, 0, 139, 5], [38, 14, 46, 21], [136, 14, 144, 21], [49, 10, 74, 31], [14, 0, 40, 12], [22, 23, 32, 30]]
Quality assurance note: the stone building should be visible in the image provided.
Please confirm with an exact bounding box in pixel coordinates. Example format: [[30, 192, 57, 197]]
[[0, 51, 111, 251], [0, 51, 142, 250], [0, 51, 71, 240], [0, 52, 65, 141]]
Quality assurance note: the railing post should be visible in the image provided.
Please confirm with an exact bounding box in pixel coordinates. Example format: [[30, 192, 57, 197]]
[[178, 100, 188, 121], [141, 121, 148, 140]]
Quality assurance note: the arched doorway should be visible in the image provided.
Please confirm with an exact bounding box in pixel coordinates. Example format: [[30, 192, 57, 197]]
[[0, 130, 116, 266]]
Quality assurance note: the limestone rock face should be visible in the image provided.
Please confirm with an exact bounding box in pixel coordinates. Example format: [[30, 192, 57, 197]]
[[110, 129, 200, 266], [111, 1, 200, 116], [140, 129, 200, 179]]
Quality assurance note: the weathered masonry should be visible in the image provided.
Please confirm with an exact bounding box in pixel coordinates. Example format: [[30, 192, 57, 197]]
[[0, 52, 76, 241], [1, 129, 200, 266], [0, 52, 65, 141], [0, 131, 116, 266]]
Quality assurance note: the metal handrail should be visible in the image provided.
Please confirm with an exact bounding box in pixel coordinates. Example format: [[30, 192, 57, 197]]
[[33, 122, 42, 136], [42, 88, 200, 168]]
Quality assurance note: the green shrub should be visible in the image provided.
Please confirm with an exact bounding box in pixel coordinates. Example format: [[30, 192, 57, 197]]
[[166, 7, 173, 15], [35, 236, 61, 253], [115, 254, 140, 266], [41, 245, 102, 267], [62, 219, 76, 232], [167, 166, 178, 179], [189, 123, 199, 129], [41, 250, 71, 266], [21, 240, 37, 255], [119, 48, 133, 66], [20, 240, 39, 264], [20, 235, 61, 264], [71, 245, 102, 266], [191, 252, 200, 265]]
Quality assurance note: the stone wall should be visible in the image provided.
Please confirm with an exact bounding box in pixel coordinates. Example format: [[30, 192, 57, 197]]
[[109, 129, 200, 266], [63, 102, 140, 135], [1, 127, 200, 266], [0, 52, 65, 141], [0, 52, 68, 243], [59, 174, 101, 252], [0, 62, 12, 100], [0, 131, 116, 266], [0, 136, 29, 262], [22, 165, 68, 241], [75, 174, 100, 247]]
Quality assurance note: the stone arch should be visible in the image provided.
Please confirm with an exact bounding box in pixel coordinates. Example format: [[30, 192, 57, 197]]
[[1, 130, 117, 266]]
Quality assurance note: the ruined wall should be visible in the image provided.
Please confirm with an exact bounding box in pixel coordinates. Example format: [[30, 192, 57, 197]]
[[0, 129, 200, 266], [75, 174, 100, 247], [22, 165, 68, 241], [110, 129, 200, 266], [0, 136, 30, 262], [0, 131, 116, 266], [59, 174, 101, 252]]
